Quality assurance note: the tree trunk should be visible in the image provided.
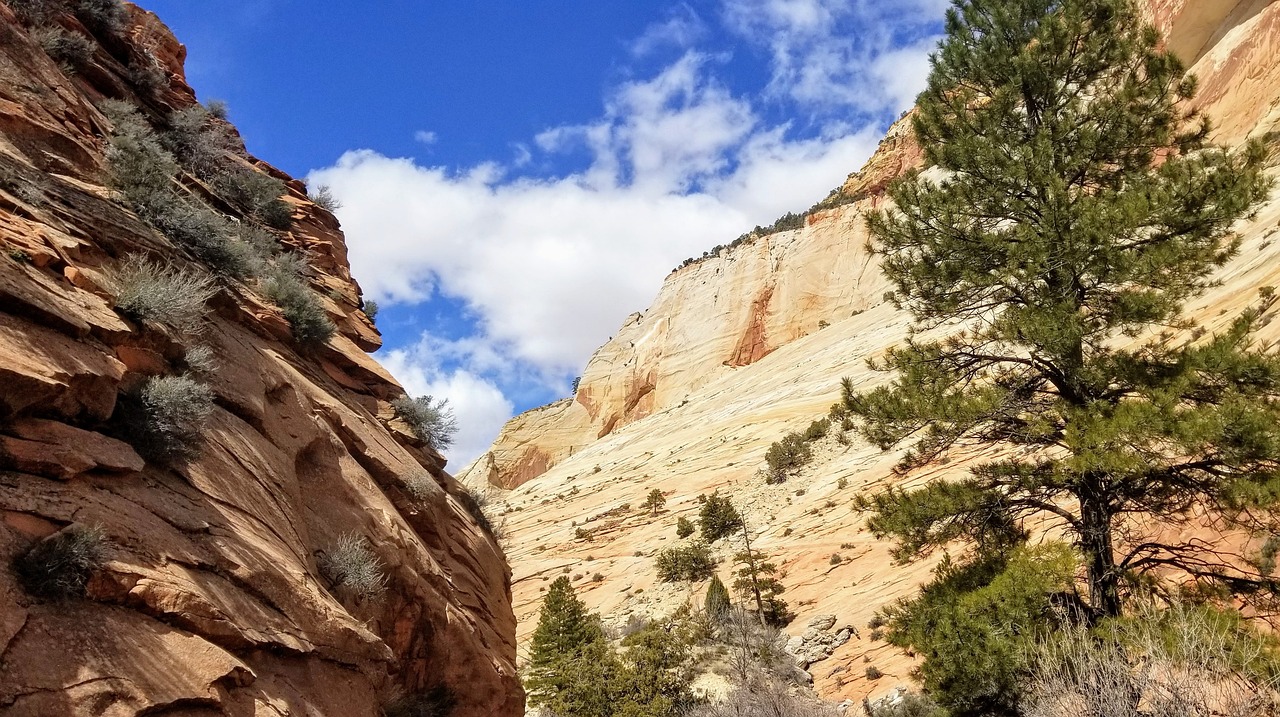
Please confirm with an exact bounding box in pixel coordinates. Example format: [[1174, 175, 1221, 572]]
[[1079, 481, 1121, 619], [740, 522, 766, 626]]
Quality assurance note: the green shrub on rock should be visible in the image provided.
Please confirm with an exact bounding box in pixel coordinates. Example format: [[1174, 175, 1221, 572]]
[[655, 540, 716, 583], [12, 524, 106, 600], [676, 516, 695, 539]]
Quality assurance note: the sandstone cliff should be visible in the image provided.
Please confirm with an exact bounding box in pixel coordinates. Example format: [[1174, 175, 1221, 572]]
[[463, 0, 1280, 704], [0, 3, 521, 715]]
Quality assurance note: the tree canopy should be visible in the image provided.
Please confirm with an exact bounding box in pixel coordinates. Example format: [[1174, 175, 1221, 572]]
[[698, 492, 743, 543]]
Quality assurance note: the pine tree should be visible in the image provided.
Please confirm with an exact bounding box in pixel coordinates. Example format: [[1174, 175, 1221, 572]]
[[526, 576, 614, 712], [847, 0, 1277, 620], [705, 574, 732, 621], [732, 546, 791, 627], [642, 488, 666, 516], [698, 491, 742, 543]]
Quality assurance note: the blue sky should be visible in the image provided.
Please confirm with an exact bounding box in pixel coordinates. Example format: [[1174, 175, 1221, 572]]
[[140, 0, 947, 468]]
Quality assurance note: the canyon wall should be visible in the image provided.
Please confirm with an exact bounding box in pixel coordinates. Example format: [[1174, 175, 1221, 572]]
[[0, 4, 521, 715], [464, 0, 1280, 704]]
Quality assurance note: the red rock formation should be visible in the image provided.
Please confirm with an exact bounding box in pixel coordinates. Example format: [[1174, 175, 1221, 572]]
[[0, 4, 521, 715]]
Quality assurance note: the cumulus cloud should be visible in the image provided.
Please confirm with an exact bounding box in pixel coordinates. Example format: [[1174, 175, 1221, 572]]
[[413, 130, 438, 146]]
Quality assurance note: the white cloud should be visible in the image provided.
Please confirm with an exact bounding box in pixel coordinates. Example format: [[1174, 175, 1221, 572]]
[[631, 5, 707, 56], [414, 130, 438, 145], [720, 0, 944, 116]]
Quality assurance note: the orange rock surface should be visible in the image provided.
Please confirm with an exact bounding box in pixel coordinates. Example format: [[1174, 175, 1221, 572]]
[[464, 0, 1280, 705], [0, 4, 521, 715]]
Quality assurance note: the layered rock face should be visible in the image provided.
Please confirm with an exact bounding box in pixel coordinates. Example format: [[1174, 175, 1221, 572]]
[[0, 4, 521, 715], [465, 0, 1280, 703]]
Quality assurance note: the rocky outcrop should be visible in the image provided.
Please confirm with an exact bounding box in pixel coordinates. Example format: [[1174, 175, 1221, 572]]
[[0, 4, 521, 715], [467, 0, 1280, 705], [785, 615, 858, 671]]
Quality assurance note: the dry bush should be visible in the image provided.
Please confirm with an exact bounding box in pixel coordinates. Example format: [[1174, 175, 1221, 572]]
[[127, 49, 168, 94], [1024, 606, 1280, 717], [319, 533, 386, 599], [693, 678, 839, 717], [403, 471, 436, 501], [117, 374, 214, 462], [391, 395, 457, 450], [215, 167, 292, 229], [102, 98, 178, 211], [719, 605, 789, 686], [261, 257, 335, 347], [32, 26, 94, 69], [182, 344, 216, 375], [309, 184, 341, 212], [72, 0, 125, 35], [9, 0, 63, 25], [0, 160, 46, 207], [110, 254, 215, 332], [161, 105, 234, 176], [101, 100, 263, 278]]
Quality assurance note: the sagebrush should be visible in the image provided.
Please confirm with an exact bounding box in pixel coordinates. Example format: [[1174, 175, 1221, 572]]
[[319, 533, 386, 599], [110, 254, 215, 332], [261, 258, 335, 347], [391, 395, 457, 450], [117, 374, 215, 462], [161, 104, 233, 175], [216, 168, 292, 229], [32, 26, 94, 69]]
